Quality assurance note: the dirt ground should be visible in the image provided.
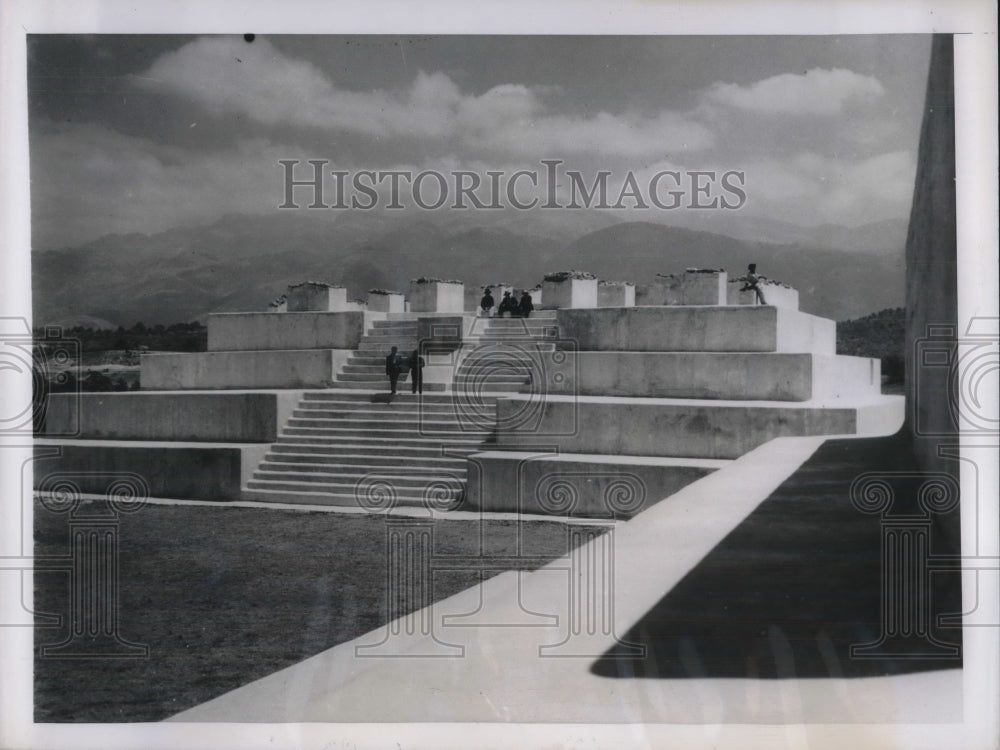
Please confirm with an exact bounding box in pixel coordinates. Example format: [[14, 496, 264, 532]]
[[33, 502, 604, 722]]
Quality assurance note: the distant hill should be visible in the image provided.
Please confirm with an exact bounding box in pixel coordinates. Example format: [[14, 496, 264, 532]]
[[837, 307, 906, 358], [553, 222, 904, 319], [32, 213, 904, 326], [836, 307, 906, 382]]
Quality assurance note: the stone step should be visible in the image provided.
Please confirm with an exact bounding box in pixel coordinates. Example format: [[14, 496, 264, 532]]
[[245, 478, 463, 499], [285, 417, 492, 433], [330, 381, 449, 391], [293, 407, 482, 420], [282, 427, 491, 440], [300, 391, 480, 404], [479, 326, 555, 333], [270, 442, 491, 457], [341, 364, 394, 374], [337, 372, 410, 382], [453, 383, 526, 392], [357, 341, 419, 351], [475, 335, 555, 343], [295, 402, 481, 416], [462, 332, 558, 347], [260, 457, 467, 471], [290, 410, 492, 424], [453, 371, 530, 381], [276, 432, 488, 446], [241, 487, 463, 509], [478, 324, 554, 331], [253, 469, 466, 486]]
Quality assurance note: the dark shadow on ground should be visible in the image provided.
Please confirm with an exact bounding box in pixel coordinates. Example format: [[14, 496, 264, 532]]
[[591, 430, 963, 679]]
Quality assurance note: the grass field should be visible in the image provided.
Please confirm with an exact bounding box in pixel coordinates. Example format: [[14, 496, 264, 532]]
[[33, 504, 605, 722]]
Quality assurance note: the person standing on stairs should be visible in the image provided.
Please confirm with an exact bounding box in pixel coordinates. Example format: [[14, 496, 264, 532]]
[[385, 346, 402, 394], [409, 347, 425, 394]]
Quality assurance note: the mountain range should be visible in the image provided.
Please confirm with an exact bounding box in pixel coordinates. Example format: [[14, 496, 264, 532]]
[[31, 210, 906, 328]]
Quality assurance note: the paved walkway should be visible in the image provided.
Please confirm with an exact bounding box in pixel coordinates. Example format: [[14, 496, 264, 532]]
[[171, 435, 962, 726]]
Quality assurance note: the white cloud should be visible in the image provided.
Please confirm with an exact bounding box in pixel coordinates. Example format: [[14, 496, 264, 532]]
[[739, 149, 915, 225], [704, 68, 886, 115], [137, 36, 713, 158], [30, 122, 308, 249]]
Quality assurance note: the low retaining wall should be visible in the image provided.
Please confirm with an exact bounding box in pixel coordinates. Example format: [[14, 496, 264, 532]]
[[493, 396, 861, 459], [142, 350, 352, 389], [465, 451, 724, 517], [541, 352, 879, 401], [33, 440, 270, 501], [38, 391, 300, 442], [207, 311, 369, 351], [556, 306, 835, 354]]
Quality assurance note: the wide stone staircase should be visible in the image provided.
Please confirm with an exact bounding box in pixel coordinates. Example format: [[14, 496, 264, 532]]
[[333, 318, 443, 392], [452, 311, 559, 394], [242, 391, 498, 507], [242, 313, 567, 507]]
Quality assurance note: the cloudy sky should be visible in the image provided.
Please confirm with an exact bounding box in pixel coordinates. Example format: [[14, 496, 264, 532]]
[[28, 34, 932, 250]]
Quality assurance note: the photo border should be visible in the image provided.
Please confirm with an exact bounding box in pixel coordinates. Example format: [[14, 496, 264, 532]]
[[1, 2, 996, 749]]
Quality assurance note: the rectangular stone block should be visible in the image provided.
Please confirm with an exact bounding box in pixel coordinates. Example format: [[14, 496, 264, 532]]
[[636, 269, 727, 306], [727, 279, 800, 310], [141, 349, 352, 389], [33, 439, 269, 501], [597, 282, 636, 308], [541, 277, 598, 309], [541, 352, 880, 401], [286, 282, 348, 312], [38, 391, 300, 442], [494, 396, 864, 459], [366, 292, 405, 313], [409, 281, 465, 312], [465, 451, 724, 518], [207, 311, 368, 351], [556, 306, 835, 354]]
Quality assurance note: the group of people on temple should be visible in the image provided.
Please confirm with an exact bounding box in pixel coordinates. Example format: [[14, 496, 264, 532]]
[[384, 265, 765, 394], [479, 288, 534, 318]]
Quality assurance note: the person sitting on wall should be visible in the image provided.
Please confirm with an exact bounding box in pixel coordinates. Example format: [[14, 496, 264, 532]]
[[518, 291, 534, 318], [740, 263, 767, 305], [479, 288, 495, 317], [496, 291, 517, 318]]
